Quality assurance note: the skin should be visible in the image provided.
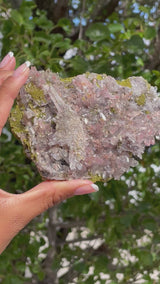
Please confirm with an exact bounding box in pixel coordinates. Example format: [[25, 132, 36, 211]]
[[0, 55, 95, 254]]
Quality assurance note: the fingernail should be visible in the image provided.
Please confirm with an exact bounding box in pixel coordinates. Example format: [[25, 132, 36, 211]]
[[0, 51, 14, 68], [13, 61, 31, 77], [74, 183, 99, 195]]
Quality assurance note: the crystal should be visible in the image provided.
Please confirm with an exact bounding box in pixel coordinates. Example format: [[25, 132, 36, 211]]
[[9, 68, 160, 181]]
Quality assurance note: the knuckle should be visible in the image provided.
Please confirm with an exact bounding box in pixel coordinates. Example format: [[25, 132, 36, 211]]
[[43, 190, 64, 210]]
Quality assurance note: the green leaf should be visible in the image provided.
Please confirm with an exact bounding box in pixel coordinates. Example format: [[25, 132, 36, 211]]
[[53, 38, 71, 51], [139, 5, 150, 14], [20, 0, 36, 10], [73, 261, 87, 273], [138, 250, 153, 266], [33, 31, 51, 44], [87, 216, 96, 232], [57, 18, 72, 33], [10, 10, 24, 26], [3, 275, 24, 284], [108, 23, 124, 33], [94, 255, 109, 273], [144, 27, 156, 39], [85, 23, 109, 41], [125, 35, 145, 52], [143, 217, 156, 231], [70, 56, 89, 74], [33, 12, 54, 31], [37, 270, 45, 281]]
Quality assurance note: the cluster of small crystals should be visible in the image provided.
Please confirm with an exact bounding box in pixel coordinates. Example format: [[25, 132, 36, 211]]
[[10, 67, 160, 181]]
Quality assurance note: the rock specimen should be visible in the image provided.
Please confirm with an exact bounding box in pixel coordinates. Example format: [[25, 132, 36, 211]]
[[10, 67, 160, 181]]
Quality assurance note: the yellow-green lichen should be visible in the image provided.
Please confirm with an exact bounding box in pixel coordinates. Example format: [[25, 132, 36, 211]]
[[28, 102, 45, 119], [60, 77, 74, 89], [46, 80, 52, 85], [110, 107, 116, 113], [96, 82, 100, 87], [89, 171, 106, 182], [145, 80, 151, 90], [117, 78, 132, 88], [96, 74, 103, 81], [90, 173, 103, 183], [89, 172, 112, 183], [25, 83, 46, 104], [9, 104, 24, 134], [135, 93, 146, 106], [85, 72, 90, 78], [30, 152, 37, 161], [22, 138, 37, 161], [10, 105, 37, 160], [60, 77, 73, 84]]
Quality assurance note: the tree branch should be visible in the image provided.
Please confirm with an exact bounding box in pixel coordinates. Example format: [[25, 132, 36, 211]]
[[78, 0, 86, 40], [145, 25, 160, 70], [40, 206, 59, 284], [59, 234, 103, 245], [35, 0, 69, 24], [71, 0, 120, 41], [7, 0, 22, 8], [90, 0, 120, 23], [54, 220, 86, 228]]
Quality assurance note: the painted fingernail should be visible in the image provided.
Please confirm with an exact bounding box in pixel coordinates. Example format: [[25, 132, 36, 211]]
[[74, 183, 99, 195], [13, 61, 31, 77], [0, 51, 14, 68]]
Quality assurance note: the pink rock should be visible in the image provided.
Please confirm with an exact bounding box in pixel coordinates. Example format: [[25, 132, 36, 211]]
[[9, 68, 160, 181]]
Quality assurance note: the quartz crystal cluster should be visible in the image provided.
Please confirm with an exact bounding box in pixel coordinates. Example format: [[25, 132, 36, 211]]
[[10, 67, 160, 181]]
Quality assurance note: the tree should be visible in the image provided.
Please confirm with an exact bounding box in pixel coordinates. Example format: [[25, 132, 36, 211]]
[[1, 0, 160, 283]]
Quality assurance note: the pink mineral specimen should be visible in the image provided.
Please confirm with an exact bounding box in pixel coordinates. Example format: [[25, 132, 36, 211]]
[[9, 67, 160, 181]]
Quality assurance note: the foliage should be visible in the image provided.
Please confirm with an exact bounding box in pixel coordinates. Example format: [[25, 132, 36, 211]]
[[1, 0, 160, 283]]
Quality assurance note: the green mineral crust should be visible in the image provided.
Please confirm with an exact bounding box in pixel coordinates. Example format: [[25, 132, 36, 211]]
[[9, 68, 160, 181]]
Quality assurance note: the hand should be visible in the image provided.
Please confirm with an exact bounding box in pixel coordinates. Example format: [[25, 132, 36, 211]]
[[0, 52, 99, 254]]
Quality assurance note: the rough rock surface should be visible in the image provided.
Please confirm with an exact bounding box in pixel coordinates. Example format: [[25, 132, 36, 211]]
[[10, 67, 160, 181]]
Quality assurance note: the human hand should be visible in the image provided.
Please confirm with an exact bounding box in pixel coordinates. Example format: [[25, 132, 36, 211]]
[[0, 52, 99, 254]]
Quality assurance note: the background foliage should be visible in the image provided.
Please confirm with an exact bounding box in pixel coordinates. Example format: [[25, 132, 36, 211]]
[[1, 0, 160, 283]]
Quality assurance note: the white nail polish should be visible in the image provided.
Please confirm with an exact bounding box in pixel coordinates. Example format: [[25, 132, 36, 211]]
[[25, 61, 31, 68], [91, 184, 99, 191], [8, 51, 14, 58], [13, 61, 31, 77]]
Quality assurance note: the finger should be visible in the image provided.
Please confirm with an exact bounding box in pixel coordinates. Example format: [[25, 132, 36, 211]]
[[1, 58, 16, 71], [0, 61, 31, 135], [13, 180, 99, 226], [0, 70, 13, 85], [0, 52, 16, 71]]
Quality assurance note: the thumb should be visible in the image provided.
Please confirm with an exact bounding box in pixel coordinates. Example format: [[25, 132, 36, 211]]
[[15, 180, 99, 226]]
